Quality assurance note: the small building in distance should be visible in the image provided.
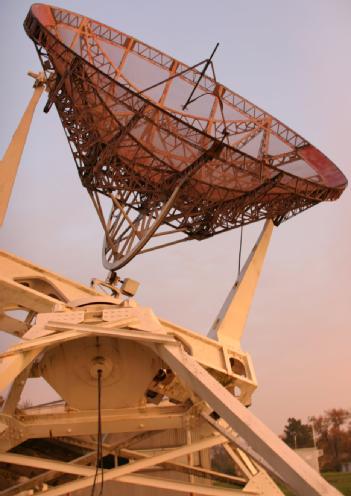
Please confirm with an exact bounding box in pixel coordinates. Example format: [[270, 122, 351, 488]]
[[295, 448, 323, 472]]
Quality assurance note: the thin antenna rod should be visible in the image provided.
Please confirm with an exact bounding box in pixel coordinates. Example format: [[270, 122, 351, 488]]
[[139, 58, 208, 96], [182, 42, 219, 111]]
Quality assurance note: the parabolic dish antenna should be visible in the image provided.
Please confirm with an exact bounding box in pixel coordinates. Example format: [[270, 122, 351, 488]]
[[24, 4, 347, 270], [0, 4, 348, 496]]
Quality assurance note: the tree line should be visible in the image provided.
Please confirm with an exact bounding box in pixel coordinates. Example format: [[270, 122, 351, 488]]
[[281, 408, 351, 471]]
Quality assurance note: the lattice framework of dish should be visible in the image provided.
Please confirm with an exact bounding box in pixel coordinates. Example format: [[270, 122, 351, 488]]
[[24, 4, 347, 269]]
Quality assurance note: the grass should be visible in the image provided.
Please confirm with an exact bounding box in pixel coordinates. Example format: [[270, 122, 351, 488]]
[[213, 471, 351, 495], [280, 472, 351, 495], [324, 472, 351, 496]]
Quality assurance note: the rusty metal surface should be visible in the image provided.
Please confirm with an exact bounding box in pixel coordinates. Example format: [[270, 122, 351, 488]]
[[24, 5, 347, 269]]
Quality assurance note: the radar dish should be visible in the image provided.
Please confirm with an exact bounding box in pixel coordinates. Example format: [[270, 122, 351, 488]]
[[24, 4, 347, 270]]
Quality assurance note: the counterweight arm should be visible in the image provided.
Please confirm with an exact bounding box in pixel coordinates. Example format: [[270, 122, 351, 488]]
[[208, 219, 273, 348], [0, 72, 45, 225]]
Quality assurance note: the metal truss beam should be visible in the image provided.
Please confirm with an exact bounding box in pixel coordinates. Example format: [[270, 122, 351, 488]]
[[203, 412, 282, 482], [208, 219, 273, 348], [0, 405, 187, 451], [0, 320, 176, 361], [111, 474, 255, 495], [155, 342, 341, 496], [119, 447, 246, 486], [0, 432, 164, 496], [0, 348, 41, 392], [22, 434, 227, 496], [2, 363, 31, 414], [0, 448, 247, 491], [0, 451, 252, 496]]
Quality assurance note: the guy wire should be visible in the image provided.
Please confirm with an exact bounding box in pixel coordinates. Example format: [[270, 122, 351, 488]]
[[238, 224, 243, 278], [91, 368, 104, 495]]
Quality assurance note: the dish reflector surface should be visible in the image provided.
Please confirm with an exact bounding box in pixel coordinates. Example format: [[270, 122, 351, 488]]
[[24, 4, 347, 267]]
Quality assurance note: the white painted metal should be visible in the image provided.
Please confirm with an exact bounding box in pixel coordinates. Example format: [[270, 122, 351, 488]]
[[0, 73, 45, 225], [208, 219, 273, 348], [0, 220, 342, 495], [30, 435, 226, 496], [155, 342, 341, 496], [0, 349, 42, 391]]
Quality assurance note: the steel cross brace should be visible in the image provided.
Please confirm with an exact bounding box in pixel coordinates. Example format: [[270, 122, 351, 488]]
[[0, 405, 188, 451], [0, 441, 246, 495], [153, 341, 341, 496], [0, 434, 256, 496], [0, 432, 165, 496]]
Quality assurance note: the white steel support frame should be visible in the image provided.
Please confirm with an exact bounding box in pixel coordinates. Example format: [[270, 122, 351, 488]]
[[0, 219, 342, 496], [0, 68, 343, 496], [0, 88, 341, 496], [0, 436, 253, 496], [154, 341, 338, 496], [0, 433, 249, 496]]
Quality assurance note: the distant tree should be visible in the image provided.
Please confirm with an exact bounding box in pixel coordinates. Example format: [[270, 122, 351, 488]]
[[302, 409, 350, 471], [282, 417, 314, 449], [326, 408, 349, 430], [325, 408, 350, 470], [310, 414, 328, 438]]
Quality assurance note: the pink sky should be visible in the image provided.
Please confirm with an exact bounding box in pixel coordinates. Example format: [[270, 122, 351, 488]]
[[0, 0, 350, 435]]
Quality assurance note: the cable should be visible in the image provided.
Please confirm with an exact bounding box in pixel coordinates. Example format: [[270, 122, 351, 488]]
[[238, 224, 243, 278], [98, 368, 104, 496], [91, 369, 104, 496]]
